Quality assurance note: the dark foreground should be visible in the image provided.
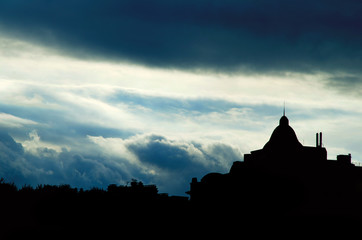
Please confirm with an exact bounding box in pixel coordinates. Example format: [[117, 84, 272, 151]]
[[0, 179, 361, 239]]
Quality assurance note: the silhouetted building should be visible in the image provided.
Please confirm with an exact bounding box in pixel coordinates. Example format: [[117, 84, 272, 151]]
[[188, 114, 362, 218], [243, 114, 328, 167]]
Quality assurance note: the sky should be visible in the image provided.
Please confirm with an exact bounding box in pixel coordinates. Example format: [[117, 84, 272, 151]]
[[0, 0, 362, 195]]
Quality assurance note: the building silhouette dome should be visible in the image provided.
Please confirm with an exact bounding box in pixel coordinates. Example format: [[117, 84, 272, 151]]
[[279, 115, 289, 126], [263, 115, 302, 151]]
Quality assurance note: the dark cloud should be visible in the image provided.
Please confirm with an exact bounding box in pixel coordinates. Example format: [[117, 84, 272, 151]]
[[0, 0, 361, 73], [0, 130, 134, 189], [0, 132, 28, 183], [0, 130, 241, 195], [0, 132, 24, 154], [127, 134, 239, 172], [325, 75, 362, 93], [128, 135, 193, 170], [126, 134, 242, 194]]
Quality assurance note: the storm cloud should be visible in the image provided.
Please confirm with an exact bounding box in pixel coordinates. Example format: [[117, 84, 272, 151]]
[[0, 0, 361, 74], [0, 129, 241, 195], [1, 0, 362, 195]]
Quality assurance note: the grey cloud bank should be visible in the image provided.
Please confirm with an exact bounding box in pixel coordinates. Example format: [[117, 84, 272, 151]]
[[0, 130, 241, 195], [0, 82, 361, 195], [0, 0, 361, 75]]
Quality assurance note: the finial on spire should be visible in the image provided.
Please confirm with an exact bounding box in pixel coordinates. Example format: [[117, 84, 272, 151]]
[[283, 101, 285, 116]]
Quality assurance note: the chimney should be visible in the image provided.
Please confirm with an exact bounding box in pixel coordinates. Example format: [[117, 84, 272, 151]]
[[316, 133, 319, 147], [320, 132, 322, 147]]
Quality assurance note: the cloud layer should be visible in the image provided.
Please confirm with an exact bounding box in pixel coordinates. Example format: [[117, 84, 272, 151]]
[[0, 130, 241, 195], [0, 0, 361, 74], [1, 3, 362, 196], [1, 77, 362, 195]]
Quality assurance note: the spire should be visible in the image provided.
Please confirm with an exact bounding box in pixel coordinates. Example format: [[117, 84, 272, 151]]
[[283, 101, 285, 116], [280, 102, 289, 126]]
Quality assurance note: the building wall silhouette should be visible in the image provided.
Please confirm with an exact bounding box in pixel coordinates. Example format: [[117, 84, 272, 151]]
[[188, 114, 362, 218]]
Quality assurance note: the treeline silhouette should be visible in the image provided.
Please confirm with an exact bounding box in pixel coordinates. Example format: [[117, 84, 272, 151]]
[[0, 176, 361, 238], [0, 178, 191, 238]]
